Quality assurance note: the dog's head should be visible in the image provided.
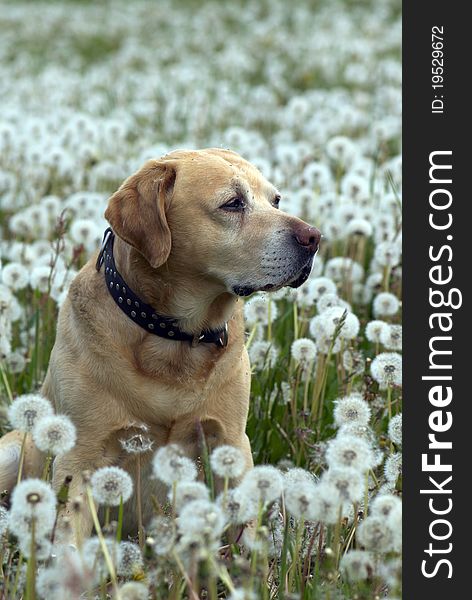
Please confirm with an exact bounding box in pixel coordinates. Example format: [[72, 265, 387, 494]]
[[105, 148, 321, 296]]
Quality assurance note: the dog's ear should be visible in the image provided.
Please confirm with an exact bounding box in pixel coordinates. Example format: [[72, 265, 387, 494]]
[[105, 160, 176, 268]]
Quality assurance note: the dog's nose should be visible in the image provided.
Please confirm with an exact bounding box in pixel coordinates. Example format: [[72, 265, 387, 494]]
[[294, 225, 321, 253]]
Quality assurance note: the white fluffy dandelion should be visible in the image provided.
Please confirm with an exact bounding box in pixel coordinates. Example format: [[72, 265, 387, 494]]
[[284, 478, 318, 519], [29, 265, 53, 293], [340, 550, 375, 582], [321, 306, 360, 340], [152, 444, 197, 485], [310, 482, 344, 524], [384, 452, 402, 483], [317, 293, 351, 315], [117, 541, 143, 577], [178, 499, 225, 539], [365, 320, 389, 343], [333, 393, 371, 428], [373, 292, 400, 317], [118, 582, 149, 600], [239, 465, 283, 505], [244, 295, 277, 326], [90, 466, 133, 506], [325, 434, 375, 472], [371, 352, 402, 388], [374, 241, 401, 267], [1, 262, 29, 290], [248, 340, 278, 370], [309, 277, 337, 301], [147, 515, 175, 556], [8, 393, 53, 432], [356, 515, 395, 552], [172, 481, 210, 513], [388, 413, 402, 446], [380, 324, 402, 350], [210, 445, 246, 479], [32, 414, 76, 455], [9, 479, 56, 537], [370, 494, 401, 518], [324, 467, 363, 502], [291, 338, 317, 365]]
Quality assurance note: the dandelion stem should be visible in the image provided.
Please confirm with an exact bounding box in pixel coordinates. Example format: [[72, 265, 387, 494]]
[[136, 453, 144, 549], [116, 495, 124, 543], [17, 431, 28, 485], [172, 550, 200, 600], [41, 452, 53, 481], [0, 360, 14, 404], [25, 517, 36, 600], [85, 485, 120, 598]]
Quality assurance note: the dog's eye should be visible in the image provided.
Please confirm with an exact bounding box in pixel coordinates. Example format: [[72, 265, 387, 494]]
[[221, 197, 246, 212], [273, 195, 281, 209]]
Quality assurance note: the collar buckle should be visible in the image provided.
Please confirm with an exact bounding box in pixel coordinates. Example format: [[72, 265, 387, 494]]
[[217, 322, 229, 348], [96, 227, 113, 271]]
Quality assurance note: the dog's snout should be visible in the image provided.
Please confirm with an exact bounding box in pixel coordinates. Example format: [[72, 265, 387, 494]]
[[294, 225, 321, 253]]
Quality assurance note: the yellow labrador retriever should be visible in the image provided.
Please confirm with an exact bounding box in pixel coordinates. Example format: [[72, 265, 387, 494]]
[[0, 148, 320, 539]]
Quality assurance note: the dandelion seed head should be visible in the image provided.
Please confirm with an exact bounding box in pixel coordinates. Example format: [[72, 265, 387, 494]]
[[284, 467, 318, 488], [345, 217, 373, 238], [147, 515, 175, 556], [10, 478, 56, 523], [173, 481, 210, 513], [30, 265, 52, 293], [310, 482, 344, 524], [388, 413, 402, 446], [325, 434, 375, 471], [1, 262, 29, 290], [120, 433, 154, 454], [248, 340, 278, 370], [239, 465, 283, 505], [0, 506, 9, 536], [8, 393, 53, 432], [90, 466, 133, 506], [324, 467, 363, 502], [380, 324, 402, 350], [210, 445, 246, 479], [32, 414, 76, 455], [152, 444, 197, 485], [340, 550, 375, 582], [356, 515, 395, 552], [333, 393, 371, 428], [384, 452, 402, 483], [322, 306, 360, 340], [317, 293, 351, 315], [342, 348, 365, 375], [374, 241, 401, 267], [81, 536, 118, 582], [371, 493, 401, 518], [373, 292, 400, 317], [244, 295, 277, 326], [291, 338, 317, 364], [178, 499, 225, 539], [370, 352, 402, 388], [365, 320, 389, 343], [284, 478, 318, 519], [117, 541, 143, 577], [309, 276, 337, 301], [19, 534, 52, 560], [118, 582, 149, 600]]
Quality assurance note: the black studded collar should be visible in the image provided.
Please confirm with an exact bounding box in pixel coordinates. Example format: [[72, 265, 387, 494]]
[[95, 228, 228, 348]]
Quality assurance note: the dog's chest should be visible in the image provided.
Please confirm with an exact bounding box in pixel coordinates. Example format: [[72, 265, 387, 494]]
[[121, 341, 231, 422]]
